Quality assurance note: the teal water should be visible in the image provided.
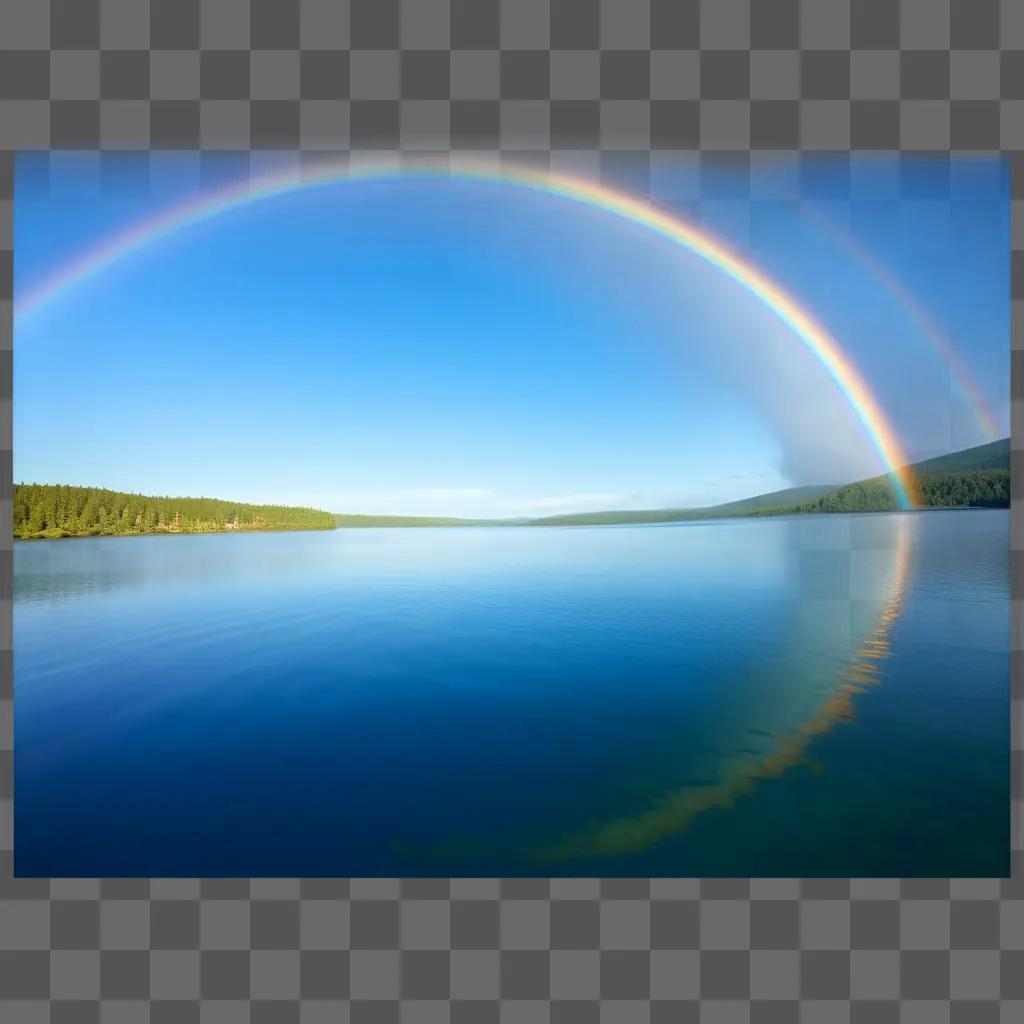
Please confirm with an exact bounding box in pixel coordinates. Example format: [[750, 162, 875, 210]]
[[14, 510, 1009, 876]]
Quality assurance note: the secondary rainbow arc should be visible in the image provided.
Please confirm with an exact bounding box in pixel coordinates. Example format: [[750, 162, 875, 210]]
[[14, 158, 921, 508], [804, 204, 999, 443]]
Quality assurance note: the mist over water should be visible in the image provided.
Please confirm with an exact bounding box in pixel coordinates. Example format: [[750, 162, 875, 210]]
[[15, 510, 1008, 877]]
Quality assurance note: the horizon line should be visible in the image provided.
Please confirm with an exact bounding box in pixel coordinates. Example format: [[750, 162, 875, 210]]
[[14, 434, 1008, 522]]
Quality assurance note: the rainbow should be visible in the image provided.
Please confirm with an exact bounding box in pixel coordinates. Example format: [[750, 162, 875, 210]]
[[14, 157, 921, 507], [805, 204, 1000, 442]]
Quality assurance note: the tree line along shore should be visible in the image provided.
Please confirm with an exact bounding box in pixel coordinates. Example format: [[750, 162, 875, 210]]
[[14, 484, 335, 539]]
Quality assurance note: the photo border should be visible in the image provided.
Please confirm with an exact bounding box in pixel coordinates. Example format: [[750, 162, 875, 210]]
[[0, 1, 1021, 1017]]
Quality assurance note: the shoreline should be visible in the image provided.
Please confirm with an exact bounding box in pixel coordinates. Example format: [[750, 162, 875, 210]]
[[12, 503, 1008, 541], [14, 525, 338, 541]]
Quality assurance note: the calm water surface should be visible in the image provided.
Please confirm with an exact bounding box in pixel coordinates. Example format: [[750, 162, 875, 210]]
[[15, 511, 1009, 876]]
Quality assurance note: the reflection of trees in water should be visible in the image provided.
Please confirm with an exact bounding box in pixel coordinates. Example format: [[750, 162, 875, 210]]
[[535, 516, 915, 862], [14, 536, 323, 606]]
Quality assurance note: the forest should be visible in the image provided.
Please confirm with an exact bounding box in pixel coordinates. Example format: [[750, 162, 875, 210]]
[[14, 484, 337, 539], [801, 468, 1010, 514]]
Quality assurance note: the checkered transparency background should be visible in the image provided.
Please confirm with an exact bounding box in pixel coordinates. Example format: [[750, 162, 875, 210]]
[[1, 1, 1022, 1020]]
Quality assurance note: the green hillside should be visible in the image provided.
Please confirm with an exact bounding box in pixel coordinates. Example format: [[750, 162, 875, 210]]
[[529, 485, 844, 526], [908, 437, 1010, 475], [331, 439, 1011, 530], [801, 438, 1010, 514], [15, 483, 337, 539], [536, 440, 1010, 525], [803, 467, 1009, 513], [694, 483, 842, 516]]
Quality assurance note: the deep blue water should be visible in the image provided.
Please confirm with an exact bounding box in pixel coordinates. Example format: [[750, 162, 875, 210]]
[[15, 510, 1009, 876]]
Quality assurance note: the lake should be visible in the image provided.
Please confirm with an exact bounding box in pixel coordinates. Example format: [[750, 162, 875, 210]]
[[14, 510, 1009, 877]]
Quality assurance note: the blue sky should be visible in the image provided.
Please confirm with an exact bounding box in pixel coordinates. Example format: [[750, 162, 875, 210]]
[[14, 154, 1009, 517]]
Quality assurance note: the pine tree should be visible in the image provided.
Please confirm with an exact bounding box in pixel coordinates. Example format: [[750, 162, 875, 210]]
[[13, 484, 338, 537]]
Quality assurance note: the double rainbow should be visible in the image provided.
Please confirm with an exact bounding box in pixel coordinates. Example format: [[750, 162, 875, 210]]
[[805, 204, 1000, 443], [14, 157, 921, 508]]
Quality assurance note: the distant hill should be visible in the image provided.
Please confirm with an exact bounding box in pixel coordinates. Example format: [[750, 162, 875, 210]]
[[528, 508, 696, 527], [906, 437, 1009, 475], [533, 439, 1011, 526], [527, 484, 841, 527], [801, 438, 1010, 514], [690, 483, 843, 516], [328, 439, 1011, 530]]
